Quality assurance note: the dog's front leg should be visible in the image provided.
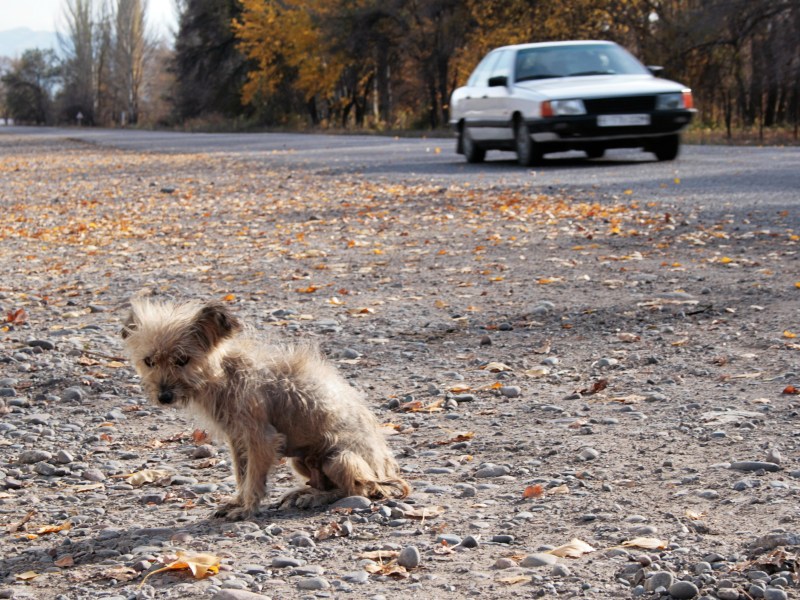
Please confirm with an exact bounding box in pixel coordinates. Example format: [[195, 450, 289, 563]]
[[219, 435, 278, 521], [213, 438, 249, 518]]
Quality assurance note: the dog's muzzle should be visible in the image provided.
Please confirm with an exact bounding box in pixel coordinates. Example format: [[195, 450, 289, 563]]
[[158, 389, 175, 405]]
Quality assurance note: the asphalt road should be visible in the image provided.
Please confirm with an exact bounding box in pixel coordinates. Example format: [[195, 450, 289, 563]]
[[3, 126, 799, 222]]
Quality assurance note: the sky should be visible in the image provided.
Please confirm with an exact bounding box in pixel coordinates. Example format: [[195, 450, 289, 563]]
[[0, 0, 179, 38]]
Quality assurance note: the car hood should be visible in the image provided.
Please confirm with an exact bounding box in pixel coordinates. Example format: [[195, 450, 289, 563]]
[[515, 74, 687, 99]]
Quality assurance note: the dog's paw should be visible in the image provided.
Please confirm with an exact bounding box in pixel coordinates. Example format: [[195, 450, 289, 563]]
[[223, 506, 256, 521], [278, 487, 342, 509], [212, 501, 242, 519]]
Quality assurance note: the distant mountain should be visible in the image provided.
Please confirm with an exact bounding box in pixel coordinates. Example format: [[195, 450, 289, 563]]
[[0, 28, 60, 59]]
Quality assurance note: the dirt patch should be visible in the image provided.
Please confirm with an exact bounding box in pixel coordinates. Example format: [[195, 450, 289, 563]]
[[1, 137, 799, 599]]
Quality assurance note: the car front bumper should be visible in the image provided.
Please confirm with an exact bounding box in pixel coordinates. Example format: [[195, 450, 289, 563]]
[[527, 109, 695, 144]]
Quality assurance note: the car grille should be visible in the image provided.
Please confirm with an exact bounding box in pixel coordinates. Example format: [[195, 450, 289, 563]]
[[584, 96, 656, 114]]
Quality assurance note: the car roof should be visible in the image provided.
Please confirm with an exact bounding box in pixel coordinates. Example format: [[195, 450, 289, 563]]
[[491, 40, 619, 53]]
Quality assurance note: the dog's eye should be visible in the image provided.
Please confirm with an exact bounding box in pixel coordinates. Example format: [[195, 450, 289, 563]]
[[174, 355, 190, 367], [143, 356, 154, 368]]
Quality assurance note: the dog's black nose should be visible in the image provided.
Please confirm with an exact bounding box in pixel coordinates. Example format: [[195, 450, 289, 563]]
[[158, 390, 175, 404]]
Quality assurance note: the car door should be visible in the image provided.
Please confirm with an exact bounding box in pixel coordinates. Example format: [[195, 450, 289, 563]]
[[461, 50, 502, 141], [481, 50, 516, 142]]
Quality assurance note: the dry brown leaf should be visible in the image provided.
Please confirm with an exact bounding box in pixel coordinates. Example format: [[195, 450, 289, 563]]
[[100, 566, 139, 582], [620, 537, 669, 550], [401, 505, 446, 520], [498, 575, 532, 585], [523, 367, 550, 378], [359, 550, 400, 561], [36, 521, 71, 535], [523, 484, 544, 498], [314, 521, 345, 540], [610, 394, 644, 404], [617, 332, 640, 342], [73, 483, 105, 492], [127, 469, 170, 487], [684, 509, 705, 520], [54, 555, 74, 568], [547, 484, 570, 495], [579, 379, 608, 395], [15, 571, 38, 581], [434, 432, 474, 446], [548, 538, 596, 558], [482, 361, 512, 372], [141, 552, 220, 586]]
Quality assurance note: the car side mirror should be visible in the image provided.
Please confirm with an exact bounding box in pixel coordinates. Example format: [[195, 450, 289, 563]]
[[488, 75, 508, 87], [647, 65, 664, 77]]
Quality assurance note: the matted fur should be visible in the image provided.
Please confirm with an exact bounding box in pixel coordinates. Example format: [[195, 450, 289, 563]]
[[121, 298, 410, 520]]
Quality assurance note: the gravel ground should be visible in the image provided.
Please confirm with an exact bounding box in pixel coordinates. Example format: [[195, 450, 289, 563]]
[[1, 136, 799, 600]]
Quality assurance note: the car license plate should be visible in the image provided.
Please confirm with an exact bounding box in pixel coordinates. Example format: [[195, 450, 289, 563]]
[[597, 114, 651, 127]]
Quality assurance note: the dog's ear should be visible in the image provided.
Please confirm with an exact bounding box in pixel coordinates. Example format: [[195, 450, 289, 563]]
[[120, 307, 139, 340], [191, 302, 242, 350]]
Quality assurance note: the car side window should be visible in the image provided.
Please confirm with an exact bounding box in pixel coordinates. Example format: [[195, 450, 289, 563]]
[[468, 51, 502, 87], [489, 50, 514, 82]]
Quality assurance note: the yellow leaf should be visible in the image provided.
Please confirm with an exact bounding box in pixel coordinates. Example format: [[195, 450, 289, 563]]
[[784, 330, 797, 339], [15, 571, 39, 581], [795, 282, 800, 288], [359, 550, 400, 561], [481, 361, 512, 372], [499, 575, 532, 585], [719, 256, 733, 264], [548, 538, 596, 558], [141, 551, 220, 586], [401, 505, 446, 520], [621, 537, 669, 550], [328, 297, 344, 306], [37, 521, 71, 535], [450, 384, 471, 393], [222, 293, 236, 302], [127, 469, 170, 487]]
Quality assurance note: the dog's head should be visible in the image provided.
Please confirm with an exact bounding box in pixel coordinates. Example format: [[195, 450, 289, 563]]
[[121, 299, 241, 407]]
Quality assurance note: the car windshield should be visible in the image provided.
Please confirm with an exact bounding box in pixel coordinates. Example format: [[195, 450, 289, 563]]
[[514, 44, 650, 82]]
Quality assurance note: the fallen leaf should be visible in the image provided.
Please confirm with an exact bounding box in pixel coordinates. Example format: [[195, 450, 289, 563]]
[[222, 293, 236, 302], [101, 566, 138, 581], [73, 483, 105, 492], [7, 510, 36, 533], [498, 575, 532, 585], [617, 332, 640, 343], [621, 537, 669, 550], [610, 394, 644, 404], [127, 469, 170, 487], [578, 379, 608, 395], [434, 432, 474, 445], [548, 538, 596, 558], [523, 367, 550, 378], [784, 330, 797, 339], [314, 521, 343, 540], [192, 429, 211, 444], [141, 551, 220, 586], [783, 385, 800, 395], [401, 505, 446, 520], [523, 484, 544, 499], [15, 571, 38, 581], [684, 509, 705, 520], [36, 521, 71, 535], [54, 555, 74, 568], [481, 361, 512, 372], [5, 308, 27, 325], [547, 484, 570, 495], [359, 550, 400, 561]]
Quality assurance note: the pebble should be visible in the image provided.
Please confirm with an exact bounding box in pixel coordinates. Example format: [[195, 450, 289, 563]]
[[716, 589, 740, 600], [578, 447, 600, 461], [18, 449, 53, 464], [474, 464, 510, 478], [494, 557, 517, 569], [763, 589, 788, 600], [668, 580, 700, 599], [458, 535, 480, 549], [500, 386, 521, 398], [296, 577, 330, 590], [765, 449, 782, 465], [520, 553, 558, 567], [82, 468, 106, 482], [62, 387, 85, 401], [435, 533, 462, 546], [28, 339, 56, 350], [272, 556, 305, 568], [645, 571, 674, 591], [55, 449, 74, 464], [397, 545, 421, 569], [331, 496, 372, 509], [212, 591, 272, 600], [730, 461, 781, 473]]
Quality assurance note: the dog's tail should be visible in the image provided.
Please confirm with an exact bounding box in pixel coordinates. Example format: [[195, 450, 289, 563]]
[[370, 476, 411, 500]]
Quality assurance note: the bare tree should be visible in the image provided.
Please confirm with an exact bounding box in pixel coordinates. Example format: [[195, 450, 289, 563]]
[[114, 0, 152, 125], [59, 0, 95, 124]]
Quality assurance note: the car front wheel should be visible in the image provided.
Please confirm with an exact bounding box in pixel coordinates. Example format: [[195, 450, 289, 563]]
[[461, 126, 485, 163], [515, 119, 541, 166], [651, 134, 680, 161]]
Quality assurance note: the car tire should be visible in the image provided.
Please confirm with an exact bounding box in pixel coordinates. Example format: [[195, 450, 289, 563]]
[[461, 126, 485, 164], [515, 118, 541, 166], [585, 147, 605, 159], [651, 134, 680, 161]]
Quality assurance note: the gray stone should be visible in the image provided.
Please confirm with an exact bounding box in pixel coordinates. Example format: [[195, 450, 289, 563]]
[[55, 450, 74, 464], [271, 556, 305, 568], [435, 533, 462, 546], [500, 386, 522, 398], [192, 444, 217, 459], [668, 580, 699, 599], [212, 591, 272, 600], [520, 553, 558, 567], [763, 589, 788, 600], [296, 577, 330, 591], [717, 589, 740, 600], [730, 461, 781, 473], [474, 464, 510, 478], [82, 468, 106, 482], [397, 545, 421, 569], [331, 496, 372, 510], [645, 571, 675, 592], [19, 450, 53, 464], [62, 387, 85, 401], [28, 340, 56, 350]]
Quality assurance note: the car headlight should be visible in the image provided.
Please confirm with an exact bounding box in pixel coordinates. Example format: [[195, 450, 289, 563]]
[[546, 99, 586, 116], [656, 92, 687, 110]]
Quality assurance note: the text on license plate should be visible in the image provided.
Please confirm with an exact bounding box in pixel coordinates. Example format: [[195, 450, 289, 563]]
[[597, 114, 651, 127]]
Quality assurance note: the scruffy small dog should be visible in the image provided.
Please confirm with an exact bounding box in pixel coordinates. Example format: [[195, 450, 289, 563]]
[[121, 298, 409, 520]]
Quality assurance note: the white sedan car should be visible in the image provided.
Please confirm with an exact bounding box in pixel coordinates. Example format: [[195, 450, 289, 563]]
[[450, 41, 696, 165]]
